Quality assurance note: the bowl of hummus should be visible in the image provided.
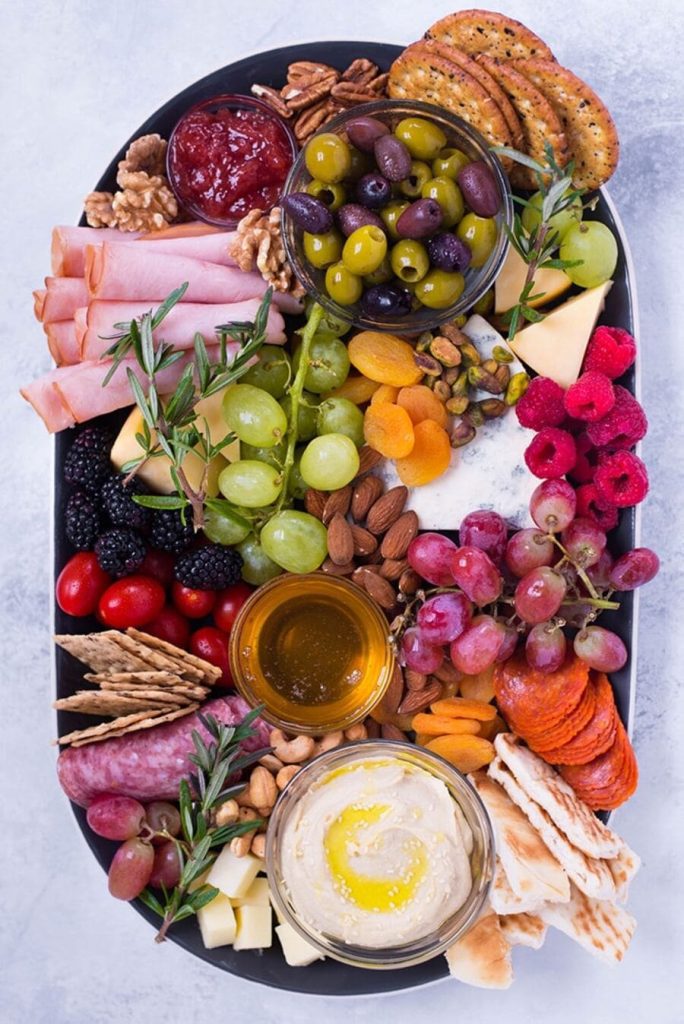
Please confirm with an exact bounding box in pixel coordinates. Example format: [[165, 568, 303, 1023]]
[[267, 741, 494, 969]]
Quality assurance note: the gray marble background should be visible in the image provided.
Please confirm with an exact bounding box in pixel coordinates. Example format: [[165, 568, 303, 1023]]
[[2, 1, 683, 1021]]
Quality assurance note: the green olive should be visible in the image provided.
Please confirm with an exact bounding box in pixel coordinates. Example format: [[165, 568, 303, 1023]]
[[306, 179, 347, 212], [432, 147, 471, 181], [363, 255, 394, 286], [395, 117, 447, 160], [472, 288, 494, 315], [342, 225, 388, 276], [390, 240, 430, 283], [421, 176, 465, 228], [303, 229, 343, 269], [415, 269, 465, 309], [456, 213, 498, 268], [347, 146, 373, 180], [325, 261, 363, 306], [381, 199, 410, 240], [399, 161, 432, 198], [304, 133, 352, 183]]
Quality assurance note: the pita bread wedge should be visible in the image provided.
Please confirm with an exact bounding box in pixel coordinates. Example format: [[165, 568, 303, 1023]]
[[494, 734, 622, 859], [470, 772, 570, 904], [539, 883, 636, 964], [608, 843, 641, 903], [490, 857, 545, 915], [445, 911, 513, 989], [499, 912, 547, 950], [489, 757, 616, 901]]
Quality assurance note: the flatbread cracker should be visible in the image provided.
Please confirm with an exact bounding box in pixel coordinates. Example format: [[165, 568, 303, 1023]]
[[498, 912, 547, 950], [55, 632, 153, 673], [126, 628, 221, 683], [112, 631, 205, 681], [66, 703, 200, 747], [513, 59, 619, 190], [608, 843, 641, 903], [84, 671, 187, 687], [445, 911, 513, 989], [96, 678, 208, 701], [539, 883, 636, 964], [53, 691, 154, 716], [426, 9, 555, 62], [92, 685, 192, 706], [57, 709, 167, 745]]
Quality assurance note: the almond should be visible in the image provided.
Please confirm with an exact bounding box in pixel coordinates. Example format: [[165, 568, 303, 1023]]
[[322, 485, 352, 524], [304, 488, 326, 520], [380, 511, 419, 560], [327, 513, 354, 566], [321, 557, 355, 576], [375, 662, 403, 717], [350, 524, 378, 557], [433, 659, 463, 686], [397, 679, 443, 716], [364, 717, 381, 739], [351, 475, 383, 521], [381, 722, 406, 741], [366, 486, 408, 534], [380, 557, 409, 581], [399, 568, 421, 595], [405, 669, 428, 691], [357, 445, 384, 476], [361, 570, 397, 610]]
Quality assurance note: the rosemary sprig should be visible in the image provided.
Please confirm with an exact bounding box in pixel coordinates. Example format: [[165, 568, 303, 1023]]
[[101, 283, 189, 386], [139, 708, 271, 943]]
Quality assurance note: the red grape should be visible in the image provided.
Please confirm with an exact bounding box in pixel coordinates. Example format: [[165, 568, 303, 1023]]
[[573, 626, 627, 671], [449, 616, 504, 674], [86, 794, 146, 841], [505, 529, 555, 577], [213, 582, 253, 634], [586, 549, 614, 590], [407, 533, 457, 586], [525, 623, 567, 673], [144, 606, 191, 649], [529, 479, 577, 533], [149, 840, 182, 889], [416, 592, 472, 645], [97, 576, 166, 629], [495, 623, 519, 662], [190, 626, 232, 685], [609, 548, 660, 591], [561, 518, 606, 569], [401, 627, 444, 673], [139, 549, 175, 588], [171, 582, 216, 619], [458, 510, 508, 565], [108, 837, 154, 900], [56, 552, 111, 617], [145, 801, 181, 839], [450, 546, 503, 606], [514, 567, 567, 624]]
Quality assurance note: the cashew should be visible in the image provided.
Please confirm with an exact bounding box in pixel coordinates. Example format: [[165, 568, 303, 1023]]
[[249, 765, 278, 811], [258, 753, 284, 773], [213, 798, 239, 826], [236, 788, 257, 809], [344, 723, 368, 742], [250, 834, 266, 859], [273, 733, 316, 764], [276, 764, 300, 790], [239, 806, 259, 823], [230, 834, 252, 858], [314, 730, 344, 756]]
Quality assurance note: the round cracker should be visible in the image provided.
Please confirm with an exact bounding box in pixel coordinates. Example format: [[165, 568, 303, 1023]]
[[426, 9, 555, 62], [512, 59, 619, 190]]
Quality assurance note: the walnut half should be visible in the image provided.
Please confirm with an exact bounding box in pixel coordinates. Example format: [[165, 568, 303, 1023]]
[[230, 207, 305, 298]]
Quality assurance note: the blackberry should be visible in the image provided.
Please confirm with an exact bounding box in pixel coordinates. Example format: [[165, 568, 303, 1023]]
[[174, 545, 243, 590], [150, 509, 194, 553], [64, 427, 112, 493], [64, 491, 101, 550], [101, 473, 152, 531], [95, 528, 146, 578]]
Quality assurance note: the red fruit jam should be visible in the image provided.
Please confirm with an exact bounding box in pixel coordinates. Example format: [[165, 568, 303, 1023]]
[[168, 95, 296, 226]]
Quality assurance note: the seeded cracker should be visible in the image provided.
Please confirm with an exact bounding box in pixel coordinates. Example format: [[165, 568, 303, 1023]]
[[61, 704, 200, 747], [112, 631, 205, 680], [53, 691, 157, 716], [54, 632, 153, 673], [84, 670, 188, 687], [88, 686, 193, 707], [95, 677, 209, 701], [426, 10, 555, 62], [126, 628, 222, 684]]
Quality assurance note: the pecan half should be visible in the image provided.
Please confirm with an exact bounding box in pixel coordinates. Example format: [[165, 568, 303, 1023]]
[[341, 58, 379, 85], [330, 81, 377, 107], [250, 84, 292, 118]]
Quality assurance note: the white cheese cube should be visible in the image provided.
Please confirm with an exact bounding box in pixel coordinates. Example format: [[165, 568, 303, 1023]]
[[231, 875, 270, 908], [275, 923, 324, 967], [233, 904, 273, 950], [207, 847, 261, 899], [197, 892, 237, 949]]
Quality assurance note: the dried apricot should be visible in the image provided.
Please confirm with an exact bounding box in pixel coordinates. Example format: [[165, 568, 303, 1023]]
[[458, 667, 496, 704], [371, 384, 400, 405], [394, 419, 451, 486], [327, 373, 380, 405], [397, 385, 448, 428], [477, 714, 508, 742], [430, 696, 497, 722], [425, 734, 495, 773], [348, 331, 424, 387], [411, 713, 481, 737], [363, 403, 415, 458]]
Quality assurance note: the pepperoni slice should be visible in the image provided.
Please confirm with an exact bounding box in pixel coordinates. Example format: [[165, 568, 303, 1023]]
[[541, 673, 618, 765], [560, 719, 635, 809], [494, 652, 590, 737]]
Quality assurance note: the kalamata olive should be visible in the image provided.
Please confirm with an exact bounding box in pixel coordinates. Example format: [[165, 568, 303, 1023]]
[[374, 134, 413, 182], [355, 173, 391, 210], [396, 198, 444, 239], [426, 231, 472, 272], [346, 116, 390, 153], [281, 192, 333, 233], [337, 203, 385, 237], [360, 284, 413, 317], [457, 161, 501, 218]]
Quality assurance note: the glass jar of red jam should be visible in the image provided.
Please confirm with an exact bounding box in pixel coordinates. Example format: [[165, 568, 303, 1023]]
[[167, 94, 297, 227]]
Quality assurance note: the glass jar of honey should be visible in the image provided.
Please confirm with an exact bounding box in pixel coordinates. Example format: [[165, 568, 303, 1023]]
[[229, 573, 395, 734]]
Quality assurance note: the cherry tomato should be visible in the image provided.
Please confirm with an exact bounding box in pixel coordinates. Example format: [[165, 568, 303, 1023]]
[[213, 582, 253, 634], [190, 626, 232, 686], [140, 549, 175, 588], [171, 581, 216, 619], [56, 552, 111, 617], [97, 575, 165, 629], [144, 605, 191, 648]]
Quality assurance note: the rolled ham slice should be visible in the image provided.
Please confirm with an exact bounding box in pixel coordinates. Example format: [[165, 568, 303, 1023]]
[[45, 320, 80, 365], [35, 277, 89, 323], [78, 298, 286, 360], [51, 227, 141, 276]]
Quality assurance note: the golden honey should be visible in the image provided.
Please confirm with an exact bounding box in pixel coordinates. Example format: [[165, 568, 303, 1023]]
[[229, 573, 394, 734]]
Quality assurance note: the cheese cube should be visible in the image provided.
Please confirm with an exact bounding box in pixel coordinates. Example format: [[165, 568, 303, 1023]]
[[275, 923, 324, 967], [207, 848, 261, 899], [231, 876, 270, 908], [197, 892, 237, 950], [233, 904, 273, 950]]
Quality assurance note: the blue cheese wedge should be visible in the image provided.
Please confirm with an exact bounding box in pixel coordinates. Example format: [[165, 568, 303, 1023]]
[[376, 316, 536, 530]]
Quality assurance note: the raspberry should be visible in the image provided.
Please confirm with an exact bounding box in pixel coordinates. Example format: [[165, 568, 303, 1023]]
[[524, 427, 577, 479], [584, 325, 637, 379], [568, 433, 599, 484], [575, 483, 619, 531], [515, 377, 566, 431], [594, 450, 649, 507], [563, 371, 615, 422], [586, 385, 647, 449]]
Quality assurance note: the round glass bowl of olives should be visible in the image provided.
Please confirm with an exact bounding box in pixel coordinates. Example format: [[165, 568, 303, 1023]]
[[280, 99, 513, 332]]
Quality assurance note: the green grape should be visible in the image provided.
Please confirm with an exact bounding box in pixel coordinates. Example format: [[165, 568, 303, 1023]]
[[218, 460, 283, 508], [288, 447, 309, 499], [260, 511, 328, 573], [237, 536, 283, 585], [240, 345, 291, 398], [292, 335, 350, 394], [559, 221, 618, 288], [521, 189, 583, 241], [299, 434, 360, 490], [303, 298, 351, 337], [203, 504, 252, 545], [280, 391, 320, 441], [316, 397, 365, 446], [222, 384, 288, 448], [240, 438, 287, 469]]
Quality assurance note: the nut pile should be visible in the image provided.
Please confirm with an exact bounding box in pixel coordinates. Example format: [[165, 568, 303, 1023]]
[[84, 134, 178, 232], [229, 206, 305, 297]]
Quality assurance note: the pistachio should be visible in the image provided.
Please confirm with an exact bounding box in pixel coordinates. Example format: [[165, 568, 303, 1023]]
[[492, 344, 514, 364], [444, 365, 462, 386], [416, 331, 434, 352], [467, 366, 503, 394], [478, 398, 507, 419], [459, 340, 481, 368], [464, 403, 485, 428], [429, 335, 462, 367], [494, 364, 511, 389], [451, 369, 469, 397], [432, 379, 452, 403], [505, 371, 531, 406], [414, 351, 442, 377], [446, 395, 470, 416], [450, 420, 477, 447], [482, 358, 498, 374], [440, 322, 469, 346]]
